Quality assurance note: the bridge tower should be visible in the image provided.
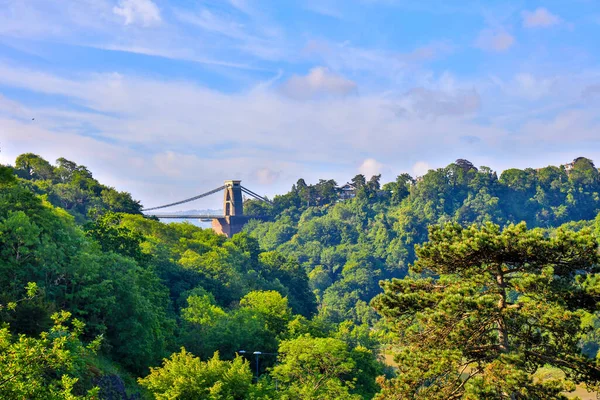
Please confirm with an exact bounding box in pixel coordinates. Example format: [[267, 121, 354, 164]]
[[223, 180, 244, 216], [212, 180, 249, 237]]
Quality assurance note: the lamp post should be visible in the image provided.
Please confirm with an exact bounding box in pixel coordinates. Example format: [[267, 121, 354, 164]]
[[237, 350, 277, 382], [253, 351, 261, 380]]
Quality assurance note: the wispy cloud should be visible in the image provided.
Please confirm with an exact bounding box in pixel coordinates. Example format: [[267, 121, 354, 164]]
[[280, 67, 357, 100], [1, 0, 599, 205], [173, 6, 287, 61], [522, 8, 561, 28], [475, 29, 515, 52], [0, 1, 67, 38], [99, 44, 264, 71], [304, 1, 345, 19], [2, 61, 599, 197], [304, 39, 453, 82], [359, 158, 384, 177], [0, 0, 283, 70], [582, 84, 600, 99], [397, 87, 481, 118], [174, 8, 247, 40], [113, 0, 162, 26]]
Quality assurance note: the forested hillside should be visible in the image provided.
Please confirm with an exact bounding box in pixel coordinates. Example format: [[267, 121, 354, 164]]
[[3, 154, 600, 399], [244, 157, 600, 324]]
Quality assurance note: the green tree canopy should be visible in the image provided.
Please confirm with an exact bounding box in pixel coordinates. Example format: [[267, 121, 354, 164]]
[[138, 349, 263, 400], [372, 222, 600, 399], [272, 335, 362, 400], [240, 290, 292, 335], [0, 311, 100, 399], [15, 153, 55, 181]]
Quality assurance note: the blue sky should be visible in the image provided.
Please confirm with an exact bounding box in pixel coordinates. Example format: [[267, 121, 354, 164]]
[[0, 0, 599, 209]]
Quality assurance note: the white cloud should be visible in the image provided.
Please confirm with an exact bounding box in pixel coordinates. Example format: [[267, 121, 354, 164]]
[[228, 0, 254, 16], [398, 87, 481, 117], [412, 161, 431, 177], [519, 109, 600, 143], [0, 94, 27, 118], [0, 1, 65, 38], [280, 67, 357, 100], [582, 84, 600, 99], [174, 9, 246, 40], [512, 73, 556, 100], [475, 29, 515, 52], [256, 167, 282, 185], [113, 0, 161, 26], [174, 7, 287, 61], [304, 40, 453, 80], [305, 2, 345, 19], [2, 62, 600, 208], [152, 151, 200, 178], [522, 8, 561, 28], [359, 158, 383, 177], [490, 73, 558, 101]]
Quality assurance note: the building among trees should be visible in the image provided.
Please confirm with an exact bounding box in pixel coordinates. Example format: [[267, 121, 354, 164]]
[[337, 182, 357, 200]]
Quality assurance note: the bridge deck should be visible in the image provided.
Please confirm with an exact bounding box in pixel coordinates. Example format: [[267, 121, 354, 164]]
[[146, 215, 224, 219]]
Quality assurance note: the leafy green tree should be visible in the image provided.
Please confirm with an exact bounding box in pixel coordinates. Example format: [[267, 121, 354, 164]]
[[296, 178, 312, 207], [0, 282, 38, 317], [254, 250, 316, 317], [0, 186, 82, 335], [178, 246, 246, 306], [0, 311, 100, 399], [240, 290, 292, 336], [15, 153, 55, 181], [54, 157, 80, 183], [314, 179, 338, 206], [13, 153, 140, 221], [372, 222, 600, 399], [85, 212, 146, 263], [244, 198, 275, 218], [66, 250, 175, 374], [569, 157, 599, 187], [139, 349, 266, 400], [351, 174, 366, 189], [182, 293, 227, 326], [382, 173, 413, 205], [272, 335, 362, 400], [499, 168, 538, 223], [455, 159, 477, 172], [0, 165, 16, 186], [100, 188, 142, 214], [366, 174, 381, 195], [182, 307, 279, 363]]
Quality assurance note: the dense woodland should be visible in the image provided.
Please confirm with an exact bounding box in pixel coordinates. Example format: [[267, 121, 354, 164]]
[[3, 153, 600, 399]]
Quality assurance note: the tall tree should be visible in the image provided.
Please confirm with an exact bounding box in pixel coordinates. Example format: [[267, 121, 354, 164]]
[[272, 335, 362, 400], [0, 165, 16, 186], [54, 157, 79, 183], [15, 153, 55, 181], [351, 174, 367, 189], [455, 159, 478, 172], [0, 311, 100, 399], [382, 173, 413, 205], [372, 222, 600, 399], [139, 349, 265, 400]]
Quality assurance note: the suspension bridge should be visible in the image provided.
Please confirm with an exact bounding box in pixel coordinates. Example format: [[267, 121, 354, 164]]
[[142, 180, 271, 237]]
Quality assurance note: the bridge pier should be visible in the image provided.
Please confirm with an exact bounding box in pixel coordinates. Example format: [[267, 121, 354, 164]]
[[212, 216, 250, 237]]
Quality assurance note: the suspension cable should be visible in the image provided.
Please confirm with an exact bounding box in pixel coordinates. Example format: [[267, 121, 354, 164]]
[[241, 187, 264, 202], [142, 185, 226, 212], [241, 186, 273, 204]]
